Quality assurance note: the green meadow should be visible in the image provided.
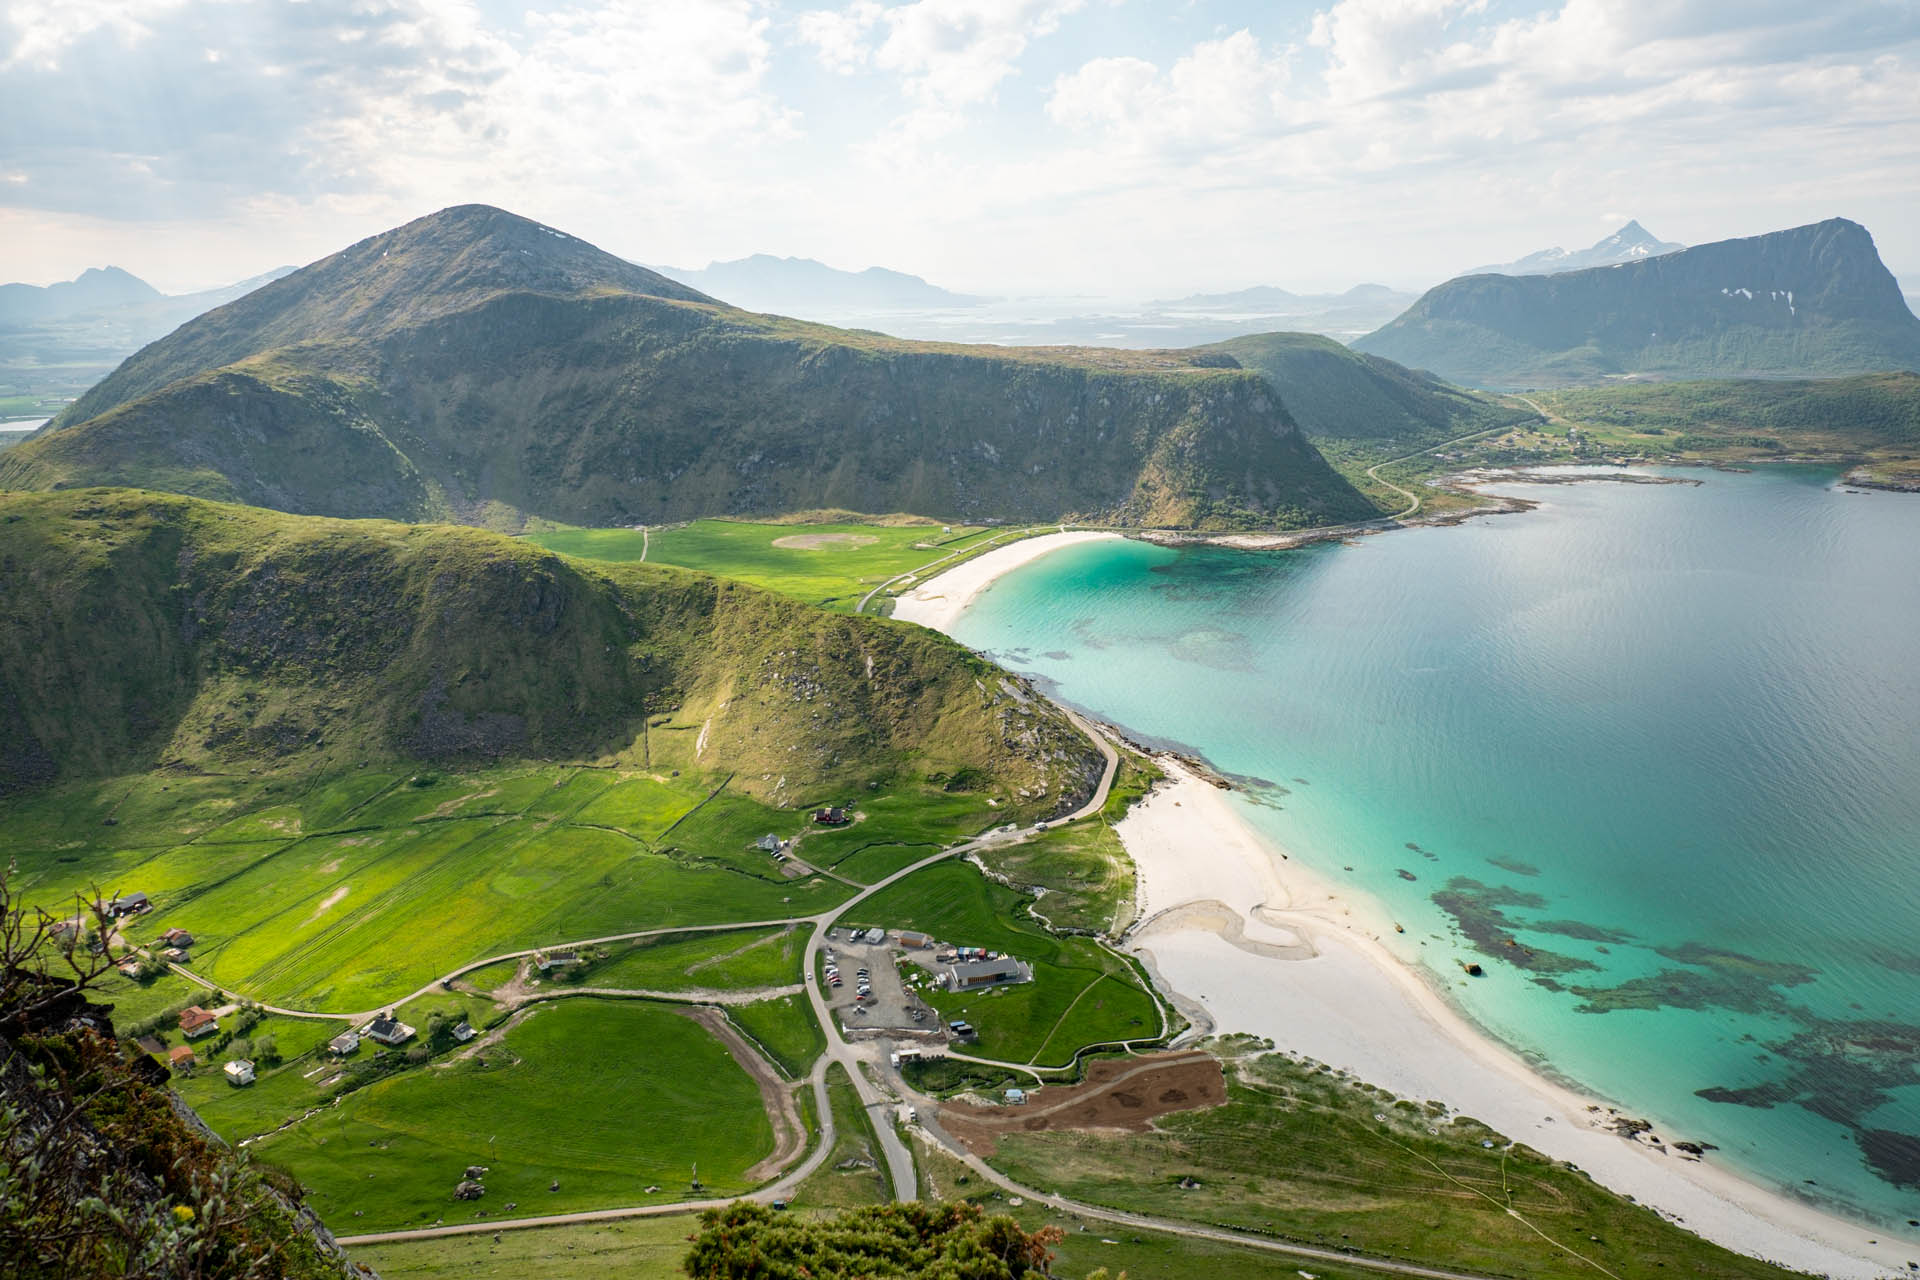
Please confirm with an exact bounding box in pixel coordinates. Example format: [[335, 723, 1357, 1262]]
[[252, 1000, 775, 1232], [527, 518, 1011, 612], [10, 764, 858, 1014], [846, 861, 1165, 1067], [725, 992, 824, 1080]]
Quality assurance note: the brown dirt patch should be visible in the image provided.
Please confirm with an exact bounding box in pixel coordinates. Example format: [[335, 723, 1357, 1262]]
[[678, 1006, 807, 1182], [936, 1052, 1225, 1156], [770, 532, 880, 550]]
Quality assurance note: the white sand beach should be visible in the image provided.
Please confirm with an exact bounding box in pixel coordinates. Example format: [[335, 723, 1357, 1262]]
[[900, 534, 1915, 1279], [888, 530, 1121, 631]]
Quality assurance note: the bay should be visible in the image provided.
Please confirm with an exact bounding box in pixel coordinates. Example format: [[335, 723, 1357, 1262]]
[[949, 466, 1920, 1230]]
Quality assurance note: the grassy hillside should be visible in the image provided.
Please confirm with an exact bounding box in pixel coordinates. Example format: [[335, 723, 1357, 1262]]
[[3, 206, 1373, 533], [1356, 218, 1920, 387], [1205, 331, 1524, 446], [0, 487, 1103, 808], [1201, 332, 1533, 506]]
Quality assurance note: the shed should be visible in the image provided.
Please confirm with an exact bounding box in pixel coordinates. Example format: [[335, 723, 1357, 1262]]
[[898, 931, 933, 949], [451, 1020, 477, 1043], [1004, 1088, 1027, 1105], [945, 957, 1027, 991]]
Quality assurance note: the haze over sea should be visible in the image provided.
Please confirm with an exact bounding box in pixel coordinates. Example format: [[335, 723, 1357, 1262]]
[[950, 466, 1920, 1231]]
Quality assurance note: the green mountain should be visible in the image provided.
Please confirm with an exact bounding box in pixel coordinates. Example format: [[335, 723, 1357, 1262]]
[[1355, 218, 1920, 388], [1201, 331, 1529, 450], [3, 206, 1371, 532], [0, 488, 1102, 805]]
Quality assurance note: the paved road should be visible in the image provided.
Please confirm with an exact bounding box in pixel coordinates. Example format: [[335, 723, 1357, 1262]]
[[1365, 423, 1519, 520]]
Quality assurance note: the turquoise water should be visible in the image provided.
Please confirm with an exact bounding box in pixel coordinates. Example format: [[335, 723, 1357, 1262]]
[[950, 467, 1920, 1231]]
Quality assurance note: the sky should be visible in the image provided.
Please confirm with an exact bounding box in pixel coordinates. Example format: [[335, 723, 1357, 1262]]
[[1, 0, 1917, 298]]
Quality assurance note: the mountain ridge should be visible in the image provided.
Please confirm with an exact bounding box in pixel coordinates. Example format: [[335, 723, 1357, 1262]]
[[1463, 220, 1685, 278], [1355, 218, 1920, 387], [7, 206, 1373, 532], [0, 486, 1101, 807]]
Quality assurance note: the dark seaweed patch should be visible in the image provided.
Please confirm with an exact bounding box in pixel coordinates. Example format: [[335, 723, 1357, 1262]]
[[1486, 855, 1540, 877], [1859, 1129, 1920, 1191], [1429, 878, 1597, 976]]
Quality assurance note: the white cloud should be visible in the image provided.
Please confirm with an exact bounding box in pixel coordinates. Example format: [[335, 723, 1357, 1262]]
[[1, 0, 190, 70], [796, 1, 884, 74]]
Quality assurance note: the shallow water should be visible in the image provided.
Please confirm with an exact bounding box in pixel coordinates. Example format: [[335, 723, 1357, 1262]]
[[950, 467, 1920, 1230]]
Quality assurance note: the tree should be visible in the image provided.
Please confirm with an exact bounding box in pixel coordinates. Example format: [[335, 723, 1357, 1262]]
[[684, 1200, 1061, 1280]]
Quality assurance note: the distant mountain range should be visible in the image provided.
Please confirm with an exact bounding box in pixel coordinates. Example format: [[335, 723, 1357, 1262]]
[[1462, 220, 1685, 278], [654, 254, 989, 314], [0, 264, 298, 407], [1355, 218, 1920, 387], [3, 205, 1374, 532], [1154, 282, 1411, 312]]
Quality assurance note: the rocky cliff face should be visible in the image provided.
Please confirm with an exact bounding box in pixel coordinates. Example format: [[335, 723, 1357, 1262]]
[[1356, 218, 1920, 387], [7, 207, 1373, 532]]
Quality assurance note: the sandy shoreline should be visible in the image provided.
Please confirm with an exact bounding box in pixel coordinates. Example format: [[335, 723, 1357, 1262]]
[[888, 530, 1122, 630], [899, 532, 1914, 1278]]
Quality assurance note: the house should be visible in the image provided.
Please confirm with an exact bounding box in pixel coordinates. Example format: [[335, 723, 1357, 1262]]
[[224, 1059, 255, 1086], [451, 1020, 477, 1043], [161, 928, 194, 948], [161, 947, 188, 963], [755, 834, 782, 853], [117, 958, 144, 978], [365, 1013, 415, 1046], [108, 892, 151, 917], [178, 1007, 219, 1039], [810, 807, 849, 826], [1004, 1088, 1027, 1105], [134, 1035, 166, 1057], [944, 957, 1027, 991], [535, 951, 580, 972], [328, 1030, 361, 1057], [168, 1045, 196, 1070], [897, 931, 933, 949]]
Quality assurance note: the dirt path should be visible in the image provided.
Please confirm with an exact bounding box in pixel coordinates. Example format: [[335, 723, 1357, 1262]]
[[505, 983, 803, 1009], [685, 925, 790, 976], [678, 1006, 807, 1182]]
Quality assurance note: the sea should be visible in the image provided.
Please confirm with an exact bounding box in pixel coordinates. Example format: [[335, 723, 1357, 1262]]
[[948, 466, 1920, 1232]]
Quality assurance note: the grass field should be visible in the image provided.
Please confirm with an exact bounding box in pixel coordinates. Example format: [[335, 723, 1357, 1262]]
[[846, 861, 1164, 1066], [985, 1048, 1807, 1280], [527, 518, 1008, 612], [727, 992, 825, 1079], [560, 926, 804, 993], [252, 1000, 776, 1231], [9, 764, 861, 1014], [349, 1215, 697, 1280], [972, 752, 1156, 934]]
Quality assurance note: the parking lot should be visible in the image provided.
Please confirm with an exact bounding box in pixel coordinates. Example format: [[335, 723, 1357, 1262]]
[[820, 932, 936, 1035]]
